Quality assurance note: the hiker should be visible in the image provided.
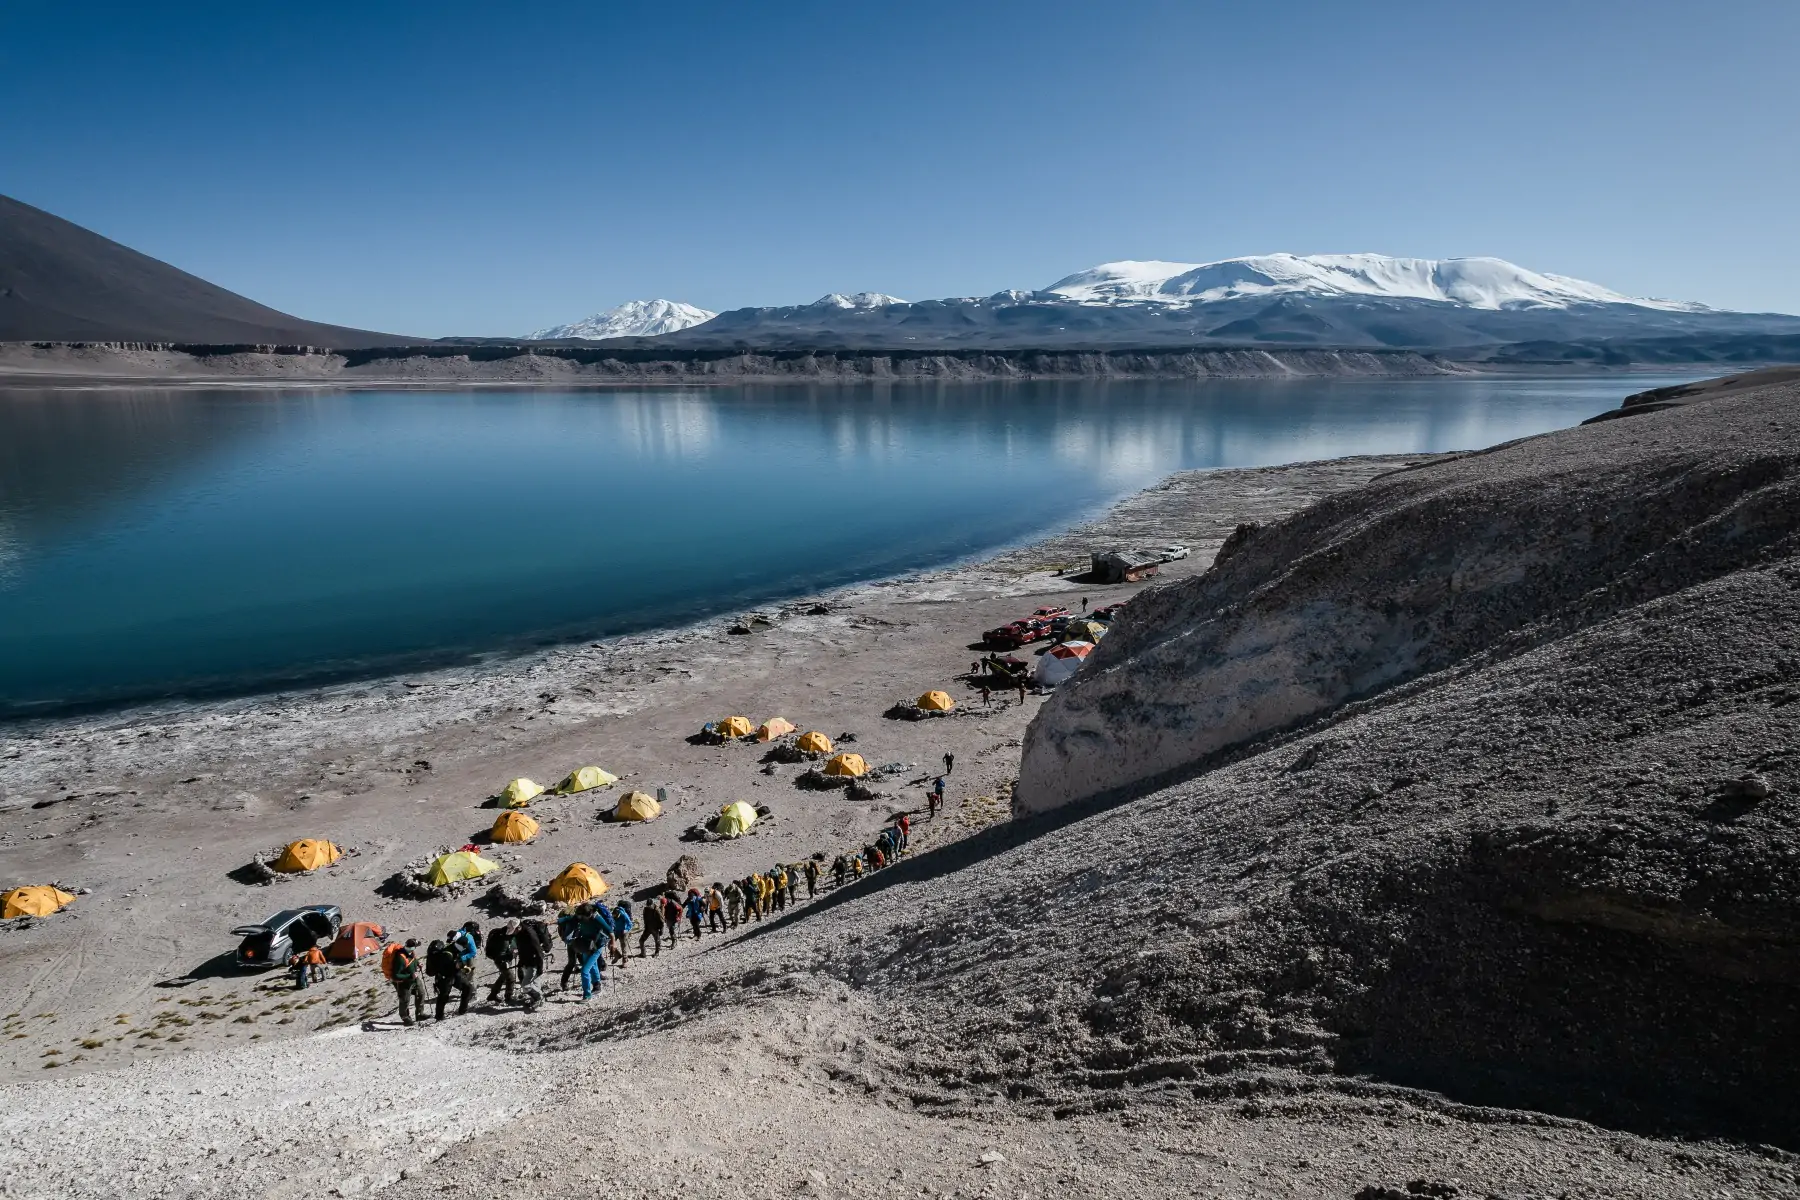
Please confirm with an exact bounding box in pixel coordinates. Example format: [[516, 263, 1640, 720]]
[[485, 920, 520, 1005], [760, 871, 777, 915], [770, 867, 787, 912], [389, 938, 426, 1026], [932, 776, 946, 813], [980, 685, 991, 707], [433, 932, 475, 1020], [576, 903, 613, 999], [804, 859, 820, 898], [870, 843, 888, 870], [897, 813, 911, 852], [832, 854, 848, 889], [707, 884, 726, 932], [927, 785, 941, 818], [638, 895, 665, 957], [784, 865, 798, 905], [516, 918, 550, 991], [745, 873, 763, 921], [684, 889, 706, 940], [724, 879, 744, 926], [659, 892, 682, 949], [1081, 596, 1088, 612], [1017, 681, 1027, 705], [851, 853, 865, 880], [944, 752, 955, 775], [557, 908, 584, 990], [610, 901, 634, 966]]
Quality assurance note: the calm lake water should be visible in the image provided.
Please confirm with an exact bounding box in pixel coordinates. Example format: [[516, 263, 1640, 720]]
[[0, 373, 1705, 715]]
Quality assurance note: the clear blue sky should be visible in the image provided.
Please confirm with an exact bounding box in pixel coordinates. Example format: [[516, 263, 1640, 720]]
[[3, 1, 1795, 336]]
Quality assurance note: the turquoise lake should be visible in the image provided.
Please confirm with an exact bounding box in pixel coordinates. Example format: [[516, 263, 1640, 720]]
[[0, 373, 1705, 715]]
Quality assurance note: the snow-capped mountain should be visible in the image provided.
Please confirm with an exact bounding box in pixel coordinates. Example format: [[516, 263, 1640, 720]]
[[1045, 254, 1709, 313], [809, 292, 907, 309], [534, 255, 1797, 355], [526, 299, 716, 341]]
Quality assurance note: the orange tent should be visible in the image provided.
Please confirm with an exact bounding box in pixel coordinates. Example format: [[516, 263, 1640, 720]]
[[273, 839, 342, 873], [757, 717, 797, 742], [917, 690, 955, 712], [547, 862, 609, 904], [796, 731, 833, 755], [327, 921, 386, 964], [714, 716, 754, 739], [490, 811, 540, 843], [823, 752, 869, 778]]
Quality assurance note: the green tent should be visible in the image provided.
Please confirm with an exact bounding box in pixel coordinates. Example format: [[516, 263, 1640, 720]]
[[426, 850, 499, 886], [714, 801, 759, 838]]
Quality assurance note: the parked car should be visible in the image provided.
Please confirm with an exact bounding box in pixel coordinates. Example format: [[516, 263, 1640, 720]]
[[232, 904, 342, 970], [1154, 544, 1191, 562], [1091, 602, 1127, 622], [1031, 606, 1070, 619]]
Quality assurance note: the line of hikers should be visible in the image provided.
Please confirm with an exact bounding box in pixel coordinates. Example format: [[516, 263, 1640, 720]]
[[379, 813, 917, 1025]]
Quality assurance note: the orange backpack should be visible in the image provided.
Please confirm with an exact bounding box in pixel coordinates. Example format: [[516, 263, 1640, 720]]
[[381, 943, 404, 980]]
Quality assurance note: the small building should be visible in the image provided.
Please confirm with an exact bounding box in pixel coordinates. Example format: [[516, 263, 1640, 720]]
[[1089, 549, 1161, 584]]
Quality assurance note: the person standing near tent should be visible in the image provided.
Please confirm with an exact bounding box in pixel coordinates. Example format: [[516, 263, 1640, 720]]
[[389, 938, 426, 1026], [804, 859, 820, 898], [683, 889, 706, 941], [637, 896, 665, 957], [707, 884, 725, 932]]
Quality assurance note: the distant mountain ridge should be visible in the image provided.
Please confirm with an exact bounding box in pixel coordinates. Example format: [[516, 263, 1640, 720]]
[[645, 252, 1793, 352]]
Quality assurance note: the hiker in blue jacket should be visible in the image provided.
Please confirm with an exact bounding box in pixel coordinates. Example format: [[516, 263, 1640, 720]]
[[574, 902, 614, 1000], [609, 900, 634, 967], [683, 889, 707, 941]]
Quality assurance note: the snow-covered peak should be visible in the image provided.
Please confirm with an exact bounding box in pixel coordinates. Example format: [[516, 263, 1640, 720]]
[[810, 292, 907, 310], [1046, 254, 1709, 313], [526, 299, 717, 340]]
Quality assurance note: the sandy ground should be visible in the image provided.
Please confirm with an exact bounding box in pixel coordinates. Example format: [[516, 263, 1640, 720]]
[[5, 449, 1794, 1199], [0, 454, 1425, 1088]]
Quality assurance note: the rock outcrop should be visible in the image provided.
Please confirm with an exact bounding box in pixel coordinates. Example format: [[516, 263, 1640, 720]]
[[1018, 369, 1800, 816]]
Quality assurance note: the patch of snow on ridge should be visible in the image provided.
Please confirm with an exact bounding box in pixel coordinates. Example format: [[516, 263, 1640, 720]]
[[1046, 254, 1710, 312], [810, 292, 908, 309], [527, 299, 717, 340]]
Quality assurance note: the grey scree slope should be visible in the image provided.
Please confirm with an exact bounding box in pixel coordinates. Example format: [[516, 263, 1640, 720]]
[[502, 371, 1799, 1154]]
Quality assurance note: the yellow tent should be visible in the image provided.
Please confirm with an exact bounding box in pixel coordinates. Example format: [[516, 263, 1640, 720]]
[[547, 862, 608, 904], [490, 812, 540, 843], [500, 778, 545, 808], [714, 801, 758, 837], [557, 765, 617, 794], [714, 715, 754, 739], [757, 717, 797, 742], [823, 752, 869, 778], [1067, 619, 1109, 642], [917, 690, 956, 712], [272, 839, 342, 873], [426, 850, 499, 886], [614, 791, 662, 822], [2, 886, 76, 919], [796, 730, 834, 755]]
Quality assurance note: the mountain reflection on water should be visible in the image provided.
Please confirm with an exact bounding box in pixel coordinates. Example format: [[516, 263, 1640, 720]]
[[0, 374, 1703, 714]]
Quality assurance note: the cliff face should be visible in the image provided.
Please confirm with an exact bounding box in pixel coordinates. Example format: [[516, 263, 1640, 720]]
[[1018, 372, 1800, 816]]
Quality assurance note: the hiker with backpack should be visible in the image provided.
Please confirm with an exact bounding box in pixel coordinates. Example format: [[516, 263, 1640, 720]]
[[575, 903, 613, 1000], [832, 854, 848, 889], [683, 889, 706, 941], [638, 895, 666, 957], [659, 892, 682, 949], [557, 908, 583, 991], [723, 879, 744, 927], [707, 884, 726, 933], [385, 938, 426, 1026], [610, 900, 634, 966], [430, 934, 473, 1020], [515, 918, 551, 990], [484, 921, 520, 1006], [804, 859, 820, 898]]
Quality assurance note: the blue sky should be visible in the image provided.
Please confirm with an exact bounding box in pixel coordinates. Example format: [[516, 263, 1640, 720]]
[[3, 1, 1796, 336]]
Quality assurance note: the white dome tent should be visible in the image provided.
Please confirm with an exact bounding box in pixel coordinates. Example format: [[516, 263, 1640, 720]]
[[1035, 640, 1095, 686]]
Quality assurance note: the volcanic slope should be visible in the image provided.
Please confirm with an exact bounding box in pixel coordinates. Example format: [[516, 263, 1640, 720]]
[[0, 193, 419, 345], [375, 371, 1800, 1197]]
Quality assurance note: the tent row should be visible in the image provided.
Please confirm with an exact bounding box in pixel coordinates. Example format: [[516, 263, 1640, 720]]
[[703, 715, 835, 743]]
